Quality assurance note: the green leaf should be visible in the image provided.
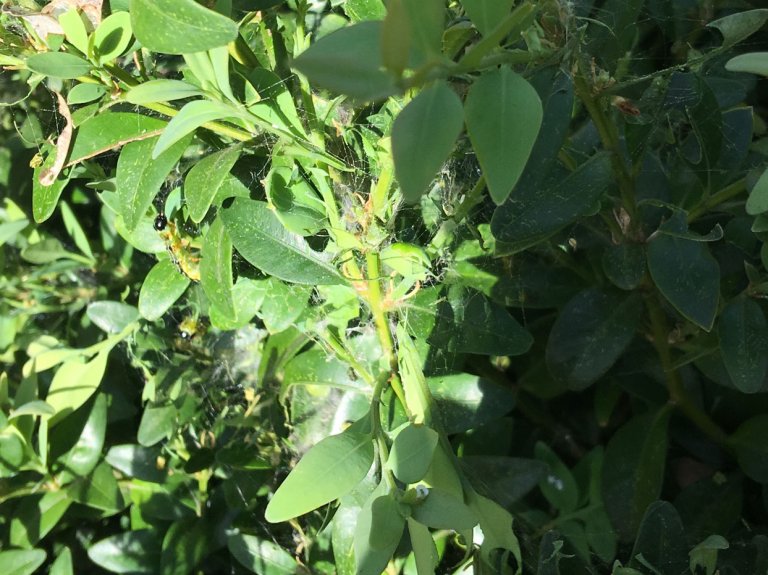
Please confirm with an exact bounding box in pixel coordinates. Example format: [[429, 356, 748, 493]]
[[153, 100, 243, 158], [68, 113, 166, 165], [0, 430, 26, 476], [131, 0, 238, 54], [746, 168, 768, 215], [392, 81, 464, 203], [117, 134, 191, 230], [185, 144, 242, 223], [545, 289, 643, 390], [629, 501, 688, 575], [427, 290, 533, 356], [32, 150, 70, 223], [105, 444, 167, 483], [26, 52, 92, 79], [407, 518, 438, 575], [426, 373, 515, 434], [9, 400, 54, 418], [491, 153, 612, 244], [126, 79, 204, 104], [464, 66, 542, 204], [388, 423, 439, 484], [59, 8, 89, 54], [411, 487, 478, 530], [467, 489, 522, 570], [535, 441, 579, 514], [343, 0, 386, 21], [86, 301, 139, 333], [209, 277, 265, 330], [718, 296, 768, 393], [292, 21, 396, 100], [50, 548, 73, 575], [725, 52, 768, 76], [93, 11, 133, 64], [200, 216, 235, 320], [265, 163, 326, 236], [54, 393, 107, 479], [137, 404, 176, 446], [60, 200, 94, 259], [138, 259, 191, 321], [401, 0, 443, 62], [46, 351, 109, 426], [88, 530, 162, 574], [10, 491, 72, 548], [0, 549, 46, 575], [265, 423, 374, 522], [222, 199, 343, 285], [68, 461, 125, 511], [462, 456, 547, 507], [227, 533, 297, 575], [160, 518, 221, 575], [282, 347, 363, 397], [731, 415, 768, 482], [602, 244, 646, 290], [354, 484, 403, 575], [460, 0, 514, 36], [647, 233, 720, 331], [707, 9, 768, 48], [690, 535, 729, 575], [602, 407, 672, 542], [67, 83, 106, 104]]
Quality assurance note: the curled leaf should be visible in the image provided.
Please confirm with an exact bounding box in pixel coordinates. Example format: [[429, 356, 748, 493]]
[[39, 92, 73, 187]]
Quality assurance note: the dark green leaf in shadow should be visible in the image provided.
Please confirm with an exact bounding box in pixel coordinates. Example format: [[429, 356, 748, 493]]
[[462, 456, 547, 507], [628, 501, 688, 575], [546, 289, 643, 390], [602, 244, 646, 290], [427, 373, 515, 434], [718, 296, 768, 393], [602, 407, 672, 542], [731, 415, 768, 482]]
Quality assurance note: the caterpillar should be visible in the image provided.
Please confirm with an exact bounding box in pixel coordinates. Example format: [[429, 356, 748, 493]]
[[154, 214, 201, 282]]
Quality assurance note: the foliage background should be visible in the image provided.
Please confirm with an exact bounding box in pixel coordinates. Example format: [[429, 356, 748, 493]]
[[1, 0, 768, 574]]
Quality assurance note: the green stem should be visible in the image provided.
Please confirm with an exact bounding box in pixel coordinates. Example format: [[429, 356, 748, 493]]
[[573, 71, 637, 221], [451, 175, 486, 225], [365, 252, 407, 407], [320, 329, 376, 387], [645, 295, 731, 449], [687, 177, 747, 223], [370, 370, 398, 490]]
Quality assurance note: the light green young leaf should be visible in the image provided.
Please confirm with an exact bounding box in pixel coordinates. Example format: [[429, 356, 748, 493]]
[[354, 483, 404, 575], [726, 52, 768, 76], [138, 259, 191, 321], [209, 45, 236, 102], [126, 79, 204, 104], [344, 0, 386, 21], [388, 423, 439, 484], [33, 148, 70, 223], [464, 67, 542, 204], [467, 489, 522, 573], [50, 548, 73, 575], [152, 100, 244, 158], [0, 549, 47, 575], [9, 400, 55, 418], [392, 81, 464, 203], [58, 9, 89, 54], [222, 199, 344, 285], [131, 0, 238, 54], [26, 52, 92, 79], [208, 277, 265, 330], [227, 533, 297, 575], [689, 535, 729, 575], [46, 351, 109, 426], [10, 491, 72, 548], [185, 144, 242, 223], [402, 0, 443, 63], [200, 216, 235, 320], [67, 83, 106, 104], [117, 134, 191, 231], [93, 11, 133, 64], [265, 422, 374, 522]]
